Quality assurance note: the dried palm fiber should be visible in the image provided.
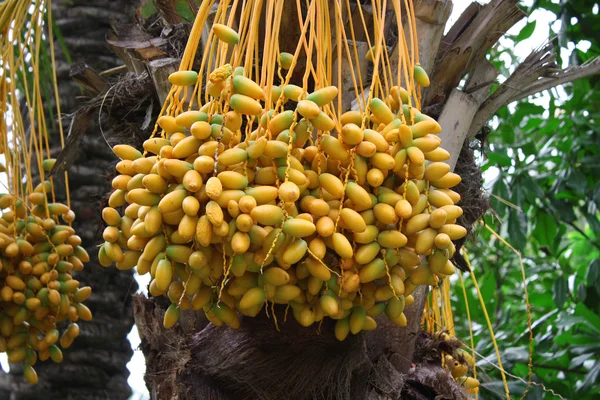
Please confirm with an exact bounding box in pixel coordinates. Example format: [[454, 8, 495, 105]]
[[133, 289, 469, 400], [101, 0, 479, 393], [0, 0, 92, 384]]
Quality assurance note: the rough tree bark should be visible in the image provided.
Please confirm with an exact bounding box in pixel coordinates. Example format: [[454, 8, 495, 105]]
[[0, 1, 139, 399]]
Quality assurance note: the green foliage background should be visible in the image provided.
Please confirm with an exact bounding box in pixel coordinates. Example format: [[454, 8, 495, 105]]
[[453, 1, 600, 398]]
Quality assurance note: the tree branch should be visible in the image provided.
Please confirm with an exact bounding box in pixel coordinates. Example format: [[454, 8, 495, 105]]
[[147, 57, 180, 104], [468, 42, 558, 138], [468, 39, 600, 138], [424, 0, 525, 107], [70, 62, 108, 96], [463, 58, 498, 103], [510, 56, 600, 103], [435, 2, 480, 67], [436, 89, 480, 170]]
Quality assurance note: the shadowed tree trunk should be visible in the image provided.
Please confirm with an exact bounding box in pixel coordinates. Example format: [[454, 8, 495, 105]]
[[0, 0, 139, 398]]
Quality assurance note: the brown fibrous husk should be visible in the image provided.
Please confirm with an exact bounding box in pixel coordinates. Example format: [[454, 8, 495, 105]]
[[134, 295, 468, 400]]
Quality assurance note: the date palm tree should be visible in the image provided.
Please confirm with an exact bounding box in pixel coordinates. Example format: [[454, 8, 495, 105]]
[[2, 1, 599, 399]]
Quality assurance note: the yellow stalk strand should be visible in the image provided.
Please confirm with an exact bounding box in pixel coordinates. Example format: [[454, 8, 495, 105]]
[[463, 249, 511, 399]]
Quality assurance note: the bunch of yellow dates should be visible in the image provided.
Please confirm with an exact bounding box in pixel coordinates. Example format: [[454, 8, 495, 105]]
[[100, 50, 466, 341], [439, 332, 481, 394], [0, 178, 91, 384]]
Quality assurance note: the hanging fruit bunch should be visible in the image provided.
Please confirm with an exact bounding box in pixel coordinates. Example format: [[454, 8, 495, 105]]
[[0, 0, 92, 384], [436, 331, 480, 395], [100, 0, 466, 338]]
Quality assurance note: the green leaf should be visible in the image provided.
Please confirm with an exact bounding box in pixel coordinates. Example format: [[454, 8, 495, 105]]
[[522, 117, 545, 131], [479, 271, 496, 311], [549, 199, 577, 223], [507, 210, 527, 252], [538, 117, 561, 135], [553, 277, 568, 309], [532, 212, 558, 247], [175, 0, 196, 21], [565, 170, 588, 194], [492, 177, 509, 214], [502, 346, 529, 363], [481, 380, 530, 398], [431, 0, 600, 394], [554, 333, 598, 346], [574, 303, 600, 333], [579, 361, 600, 393], [586, 259, 600, 288], [578, 282, 588, 302], [583, 211, 600, 237], [553, 223, 567, 250], [570, 353, 594, 369], [569, 343, 600, 355], [593, 184, 600, 210], [51, 18, 71, 65], [516, 20, 537, 42], [487, 150, 513, 168], [514, 103, 544, 123], [140, 0, 157, 18]]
